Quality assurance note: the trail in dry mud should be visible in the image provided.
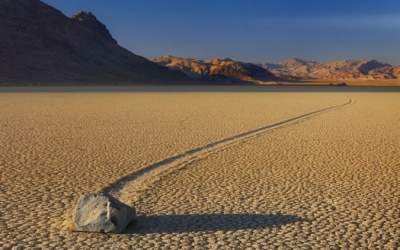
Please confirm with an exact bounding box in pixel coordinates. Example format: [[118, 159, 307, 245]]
[[101, 99, 353, 204]]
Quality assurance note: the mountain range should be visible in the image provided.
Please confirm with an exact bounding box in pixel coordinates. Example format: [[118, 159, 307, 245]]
[[153, 56, 280, 83], [263, 58, 400, 81], [153, 56, 400, 85], [0, 0, 188, 85], [0, 0, 399, 86]]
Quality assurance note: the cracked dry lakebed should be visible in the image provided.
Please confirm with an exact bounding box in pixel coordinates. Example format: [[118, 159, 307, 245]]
[[0, 87, 399, 249]]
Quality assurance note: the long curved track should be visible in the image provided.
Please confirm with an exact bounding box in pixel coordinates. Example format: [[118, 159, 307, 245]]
[[101, 99, 353, 204]]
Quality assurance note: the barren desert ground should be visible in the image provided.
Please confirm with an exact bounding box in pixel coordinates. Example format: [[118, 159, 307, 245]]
[[0, 87, 399, 249]]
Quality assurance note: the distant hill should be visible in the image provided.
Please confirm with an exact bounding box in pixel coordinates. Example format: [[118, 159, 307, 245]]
[[264, 58, 399, 81], [0, 0, 189, 85], [153, 56, 280, 84]]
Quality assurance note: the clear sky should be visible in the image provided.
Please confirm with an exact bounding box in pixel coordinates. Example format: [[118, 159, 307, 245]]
[[43, 0, 400, 65]]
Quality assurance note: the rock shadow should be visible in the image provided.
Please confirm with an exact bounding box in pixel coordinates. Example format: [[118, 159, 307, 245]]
[[125, 213, 304, 234]]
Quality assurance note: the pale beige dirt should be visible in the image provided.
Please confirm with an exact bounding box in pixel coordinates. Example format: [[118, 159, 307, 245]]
[[0, 88, 399, 249]]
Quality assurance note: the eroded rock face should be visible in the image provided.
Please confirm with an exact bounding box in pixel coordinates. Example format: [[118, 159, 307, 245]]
[[73, 193, 135, 233], [264, 58, 399, 81], [153, 56, 280, 83]]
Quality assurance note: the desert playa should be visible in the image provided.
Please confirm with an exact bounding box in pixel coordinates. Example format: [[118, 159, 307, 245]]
[[0, 86, 399, 249]]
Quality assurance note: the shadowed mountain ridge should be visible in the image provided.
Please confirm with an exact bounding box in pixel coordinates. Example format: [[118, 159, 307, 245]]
[[0, 0, 189, 85]]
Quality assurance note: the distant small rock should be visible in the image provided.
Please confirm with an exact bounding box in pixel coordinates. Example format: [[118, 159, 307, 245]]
[[73, 193, 135, 233]]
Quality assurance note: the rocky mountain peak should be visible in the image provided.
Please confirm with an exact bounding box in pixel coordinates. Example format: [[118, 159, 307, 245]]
[[357, 59, 389, 74], [72, 11, 97, 21], [284, 58, 317, 67], [72, 11, 115, 43], [154, 56, 279, 82], [0, 0, 188, 84], [265, 58, 397, 81]]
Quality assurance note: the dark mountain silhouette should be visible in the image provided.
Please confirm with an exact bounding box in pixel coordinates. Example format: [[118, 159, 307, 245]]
[[0, 0, 189, 85]]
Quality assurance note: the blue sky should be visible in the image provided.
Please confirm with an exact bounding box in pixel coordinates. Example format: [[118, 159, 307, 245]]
[[43, 0, 400, 64]]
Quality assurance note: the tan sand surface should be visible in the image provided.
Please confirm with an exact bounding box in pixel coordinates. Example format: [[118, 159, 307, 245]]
[[0, 88, 399, 249]]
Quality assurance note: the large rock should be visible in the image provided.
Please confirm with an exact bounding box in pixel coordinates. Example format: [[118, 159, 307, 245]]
[[73, 193, 135, 233]]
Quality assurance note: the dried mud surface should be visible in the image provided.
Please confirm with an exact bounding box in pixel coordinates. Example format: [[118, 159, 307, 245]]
[[0, 90, 399, 249]]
